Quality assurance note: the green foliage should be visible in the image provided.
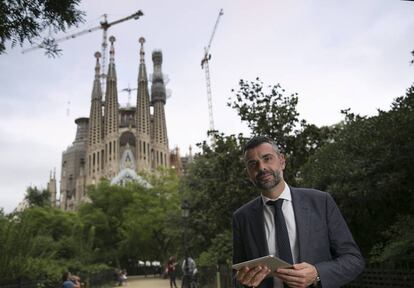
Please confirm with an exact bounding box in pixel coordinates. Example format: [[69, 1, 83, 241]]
[[228, 78, 337, 185], [2, 167, 180, 283], [0, 213, 49, 279], [78, 171, 181, 268], [25, 186, 51, 207], [198, 230, 232, 266], [181, 133, 255, 264], [0, 0, 85, 56], [0, 206, 108, 283], [370, 215, 414, 265], [228, 79, 300, 154], [188, 78, 413, 268], [301, 85, 414, 262], [181, 79, 336, 264]]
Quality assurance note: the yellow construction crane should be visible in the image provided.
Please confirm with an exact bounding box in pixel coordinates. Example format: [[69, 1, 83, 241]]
[[22, 10, 144, 94], [201, 9, 223, 138]]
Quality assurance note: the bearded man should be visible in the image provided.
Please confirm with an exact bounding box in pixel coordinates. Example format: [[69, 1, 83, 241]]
[[232, 136, 364, 288]]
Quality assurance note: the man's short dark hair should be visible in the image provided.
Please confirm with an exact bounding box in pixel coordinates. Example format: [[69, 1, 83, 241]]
[[243, 135, 280, 155]]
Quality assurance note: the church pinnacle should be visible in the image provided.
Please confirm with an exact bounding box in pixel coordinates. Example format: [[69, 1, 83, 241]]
[[87, 51, 104, 182], [136, 37, 152, 170], [104, 36, 119, 177], [150, 50, 169, 168]]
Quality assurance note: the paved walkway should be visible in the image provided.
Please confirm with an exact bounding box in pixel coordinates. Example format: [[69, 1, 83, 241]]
[[112, 275, 181, 288]]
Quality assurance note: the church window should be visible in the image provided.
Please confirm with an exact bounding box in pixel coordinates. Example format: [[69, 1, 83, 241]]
[[113, 140, 116, 159], [101, 150, 104, 170], [92, 153, 96, 173], [97, 152, 100, 171]]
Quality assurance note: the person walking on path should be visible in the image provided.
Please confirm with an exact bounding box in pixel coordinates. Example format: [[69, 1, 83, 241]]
[[167, 256, 178, 288], [181, 256, 197, 288]]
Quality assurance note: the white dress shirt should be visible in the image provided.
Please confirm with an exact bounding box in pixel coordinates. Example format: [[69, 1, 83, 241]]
[[261, 182, 298, 288]]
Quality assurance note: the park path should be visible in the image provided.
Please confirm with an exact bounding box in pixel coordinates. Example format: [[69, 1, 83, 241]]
[[112, 275, 181, 288]]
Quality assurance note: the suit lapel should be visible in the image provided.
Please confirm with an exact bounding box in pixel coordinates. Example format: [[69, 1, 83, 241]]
[[291, 187, 311, 262], [250, 197, 269, 256]]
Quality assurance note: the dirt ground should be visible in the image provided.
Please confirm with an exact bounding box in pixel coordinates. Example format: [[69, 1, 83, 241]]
[[112, 275, 181, 288]]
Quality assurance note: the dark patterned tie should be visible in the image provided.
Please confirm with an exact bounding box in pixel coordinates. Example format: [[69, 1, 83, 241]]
[[267, 199, 293, 264]]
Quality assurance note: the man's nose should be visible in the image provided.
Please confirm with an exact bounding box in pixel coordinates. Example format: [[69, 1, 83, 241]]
[[257, 160, 266, 171]]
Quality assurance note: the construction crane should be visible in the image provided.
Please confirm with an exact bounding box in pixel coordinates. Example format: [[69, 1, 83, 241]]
[[120, 85, 138, 107], [22, 10, 144, 94], [201, 9, 223, 139], [120, 84, 172, 108]]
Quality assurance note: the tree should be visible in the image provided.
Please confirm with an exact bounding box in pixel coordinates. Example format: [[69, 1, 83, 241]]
[[228, 78, 337, 186], [370, 215, 414, 265], [0, 0, 85, 56], [0, 206, 103, 285], [119, 169, 181, 266], [300, 85, 414, 262], [25, 186, 50, 207], [181, 133, 256, 265], [78, 172, 181, 270], [78, 181, 136, 267], [180, 79, 336, 265]]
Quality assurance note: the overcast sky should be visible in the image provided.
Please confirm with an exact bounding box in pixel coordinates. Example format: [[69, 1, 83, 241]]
[[0, 0, 413, 213]]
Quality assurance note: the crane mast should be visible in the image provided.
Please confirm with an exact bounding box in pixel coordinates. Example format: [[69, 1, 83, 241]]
[[201, 9, 223, 139], [22, 10, 144, 94]]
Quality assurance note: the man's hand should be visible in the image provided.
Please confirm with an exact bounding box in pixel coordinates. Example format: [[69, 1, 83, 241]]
[[236, 265, 270, 287], [274, 262, 318, 288]]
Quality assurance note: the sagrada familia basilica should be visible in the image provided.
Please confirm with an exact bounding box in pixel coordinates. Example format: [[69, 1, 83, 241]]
[[45, 36, 186, 211]]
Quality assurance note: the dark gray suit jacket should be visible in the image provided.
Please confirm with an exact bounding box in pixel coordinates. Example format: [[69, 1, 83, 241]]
[[232, 187, 364, 288]]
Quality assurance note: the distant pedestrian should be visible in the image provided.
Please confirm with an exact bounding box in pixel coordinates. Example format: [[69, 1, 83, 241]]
[[116, 269, 128, 286], [62, 272, 80, 288], [167, 256, 178, 288], [181, 256, 197, 288]]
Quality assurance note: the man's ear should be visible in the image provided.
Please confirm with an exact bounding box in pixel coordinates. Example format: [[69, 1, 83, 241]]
[[279, 153, 286, 169]]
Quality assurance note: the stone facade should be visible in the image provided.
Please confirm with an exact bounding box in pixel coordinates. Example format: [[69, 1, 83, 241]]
[[56, 37, 170, 211]]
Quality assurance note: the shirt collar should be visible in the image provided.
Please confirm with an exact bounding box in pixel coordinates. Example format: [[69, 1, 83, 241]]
[[261, 181, 291, 205]]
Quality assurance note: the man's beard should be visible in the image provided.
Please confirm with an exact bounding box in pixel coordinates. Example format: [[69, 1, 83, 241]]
[[254, 169, 282, 191]]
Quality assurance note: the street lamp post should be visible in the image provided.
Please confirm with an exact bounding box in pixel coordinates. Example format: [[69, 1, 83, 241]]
[[181, 200, 190, 287]]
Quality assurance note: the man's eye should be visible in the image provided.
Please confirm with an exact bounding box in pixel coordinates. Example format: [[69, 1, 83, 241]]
[[263, 155, 273, 162], [247, 162, 257, 168]]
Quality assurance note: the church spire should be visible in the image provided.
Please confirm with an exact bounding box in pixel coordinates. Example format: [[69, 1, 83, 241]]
[[88, 52, 103, 146], [104, 36, 119, 137], [150, 50, 169, 168], [87, 52, 104, 181], [151, 51, 168, 143], [136, 37, 151, 171], [104, 36, 120, 177], [140, 37, 145, 64]]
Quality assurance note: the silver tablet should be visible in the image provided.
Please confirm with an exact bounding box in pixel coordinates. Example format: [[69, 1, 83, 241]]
[[232, 255, 292, 275]]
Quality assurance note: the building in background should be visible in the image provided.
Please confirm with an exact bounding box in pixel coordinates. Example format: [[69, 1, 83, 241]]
[[55, 37, 170, 210]]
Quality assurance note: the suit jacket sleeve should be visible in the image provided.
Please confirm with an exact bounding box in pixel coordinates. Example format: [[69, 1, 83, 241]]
[[314, 192, 365, 287], [233, 213, 247, 288]]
